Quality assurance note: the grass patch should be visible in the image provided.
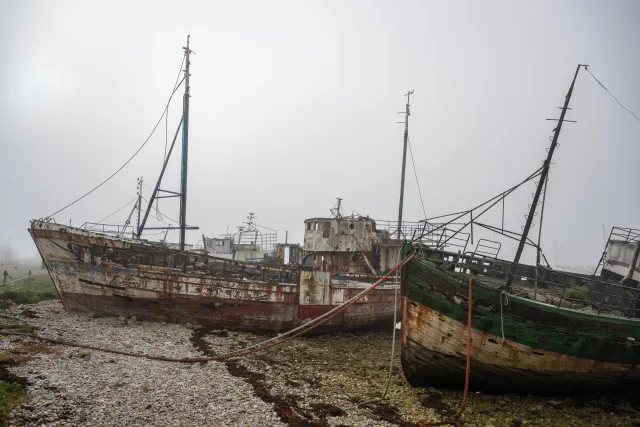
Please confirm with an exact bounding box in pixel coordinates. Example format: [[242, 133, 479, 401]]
[[0, 316, 36, 334], [0, 382, 27, 426], [0, 275, 57, 308], [565, 285, 589, 302]]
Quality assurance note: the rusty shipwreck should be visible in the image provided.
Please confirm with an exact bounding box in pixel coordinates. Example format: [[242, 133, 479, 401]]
[[29, 38, 408, 333], [29, 210, 407, 332]]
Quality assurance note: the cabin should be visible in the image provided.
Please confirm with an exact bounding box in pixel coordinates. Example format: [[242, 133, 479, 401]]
[[601, 227, 640, 285], [302, 216, 403, 274]]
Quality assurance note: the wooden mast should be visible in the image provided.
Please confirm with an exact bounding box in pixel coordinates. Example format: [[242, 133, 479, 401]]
[[506, 64, 587, 290], [179, 35, 192, 251]]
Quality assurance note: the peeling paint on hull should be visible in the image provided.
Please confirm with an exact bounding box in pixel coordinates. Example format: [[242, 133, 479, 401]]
[[29, 221, 399, 333], [401, 299, 640, 394], [400, 256, 640, 395]]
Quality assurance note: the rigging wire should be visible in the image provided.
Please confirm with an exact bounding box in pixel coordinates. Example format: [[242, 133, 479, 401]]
[[88, 196, 139, 229], [407, 136, 427, 219], [159, 54, 187, 221], [44, 53, 188, 220], [585, 67, 640, 123], [164, 53, 186, 164], [141, 196, 180, 225]]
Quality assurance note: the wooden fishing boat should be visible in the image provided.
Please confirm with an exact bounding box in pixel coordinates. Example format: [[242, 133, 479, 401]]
[[29, 215, 404, 333], [401, 250, 640, 394], [399, 65, 640, 394]]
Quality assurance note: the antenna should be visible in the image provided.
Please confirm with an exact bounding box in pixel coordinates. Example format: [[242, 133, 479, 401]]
[[396, 89, 414, 239], [330, 198, 343, 219]]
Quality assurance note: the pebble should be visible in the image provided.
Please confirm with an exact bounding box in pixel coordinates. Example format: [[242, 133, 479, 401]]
[[4, 301, 283, 427], [2, 301, 639, 427]]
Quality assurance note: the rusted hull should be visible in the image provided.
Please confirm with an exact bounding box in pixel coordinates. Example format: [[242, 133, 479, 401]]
[[401, 256, 640, 395], [29, 221, 398, 333], [62, 292, 298, 332], [298, 303, 396, 332]]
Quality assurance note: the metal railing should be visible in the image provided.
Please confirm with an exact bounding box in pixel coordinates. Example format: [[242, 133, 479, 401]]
[[432, 248, 640, 318], [592, 226, 640, 277], [374, 219, 424, 240], [80, 222, 135, 237]]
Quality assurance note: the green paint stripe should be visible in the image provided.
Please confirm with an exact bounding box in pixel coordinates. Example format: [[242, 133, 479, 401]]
[[402, 258, 640, 365]]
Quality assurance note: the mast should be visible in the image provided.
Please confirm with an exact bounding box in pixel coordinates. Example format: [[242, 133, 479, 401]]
[[533, 173, 549, 299], [179, 35, 192, 251], [506, 64, 587, 290], [136, 176, 143, 237], [396, 90, 414, 239]]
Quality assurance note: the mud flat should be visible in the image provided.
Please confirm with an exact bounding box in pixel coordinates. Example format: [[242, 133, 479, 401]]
[[1, 300, 639, 427]]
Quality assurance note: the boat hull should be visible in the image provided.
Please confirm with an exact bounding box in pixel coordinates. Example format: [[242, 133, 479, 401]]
[[29, 221, 398, 334], [400, 256, 640, 395]]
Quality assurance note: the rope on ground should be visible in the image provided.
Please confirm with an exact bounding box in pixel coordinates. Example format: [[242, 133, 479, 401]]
[[0, 253, 416, 363], [341, 249, 403, 413], [417, 277, 473, 427]]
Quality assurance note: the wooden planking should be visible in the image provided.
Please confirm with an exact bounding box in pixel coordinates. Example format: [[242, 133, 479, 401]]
[[30, 221, 400, 333], [402, 257, 640, 364], [402, 297, 640, 394]]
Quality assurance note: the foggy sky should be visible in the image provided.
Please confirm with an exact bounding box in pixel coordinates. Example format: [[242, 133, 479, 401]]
[[1, 0, 639, 267]]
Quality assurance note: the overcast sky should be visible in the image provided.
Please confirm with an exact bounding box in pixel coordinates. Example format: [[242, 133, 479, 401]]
[[1, 0, 638, 267]]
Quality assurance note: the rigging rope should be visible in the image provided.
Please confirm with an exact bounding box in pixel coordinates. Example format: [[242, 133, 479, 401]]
[[500, 291, 509, 345], [0, 253, 415, 363], [141, 196, 180, 225], [88, 196, 139, 230], [44, 54, 187, 220], [408, 136, 427, 219], [343, 249, 403, 413], [585, 67, 640, 123], [165, 52, 186, 162]]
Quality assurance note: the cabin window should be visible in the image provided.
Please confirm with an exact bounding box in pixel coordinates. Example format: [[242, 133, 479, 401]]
[[322, 221, 330, 238], [314, 222, 320, 231], [306, 222, 312, 231]]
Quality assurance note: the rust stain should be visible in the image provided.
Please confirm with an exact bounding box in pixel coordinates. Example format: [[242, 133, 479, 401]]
[[29, 221, 399, 333]]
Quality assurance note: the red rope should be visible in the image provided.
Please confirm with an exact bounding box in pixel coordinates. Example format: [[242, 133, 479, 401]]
[[0, 253, 416, 364], [417, 277, 473, 427]]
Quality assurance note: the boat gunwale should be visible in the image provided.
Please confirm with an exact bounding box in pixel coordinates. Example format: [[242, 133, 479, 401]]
[[406, 253, 640, 327]]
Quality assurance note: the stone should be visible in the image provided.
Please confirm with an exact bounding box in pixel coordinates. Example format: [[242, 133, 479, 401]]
[[548, 400, 564, 409]]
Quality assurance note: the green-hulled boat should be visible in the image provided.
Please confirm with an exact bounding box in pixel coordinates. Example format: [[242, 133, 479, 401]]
[[401, 250, 640, 394], [399, 65, 640, 395]]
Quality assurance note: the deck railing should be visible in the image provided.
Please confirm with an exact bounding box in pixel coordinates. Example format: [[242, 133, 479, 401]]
[[80, 222, 135, 237], [421, 248, 640, 319]]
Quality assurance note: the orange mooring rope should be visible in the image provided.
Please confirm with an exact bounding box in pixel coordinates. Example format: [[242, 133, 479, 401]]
[[0, 253, 416, 364], [417, 277, 473, 427]]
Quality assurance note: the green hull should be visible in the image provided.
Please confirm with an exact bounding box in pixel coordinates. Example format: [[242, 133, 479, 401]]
[[400, 255, 640, 394]]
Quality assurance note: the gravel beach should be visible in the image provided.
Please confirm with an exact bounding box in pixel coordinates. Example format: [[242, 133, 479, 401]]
[[2, 300, 639, 427]]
